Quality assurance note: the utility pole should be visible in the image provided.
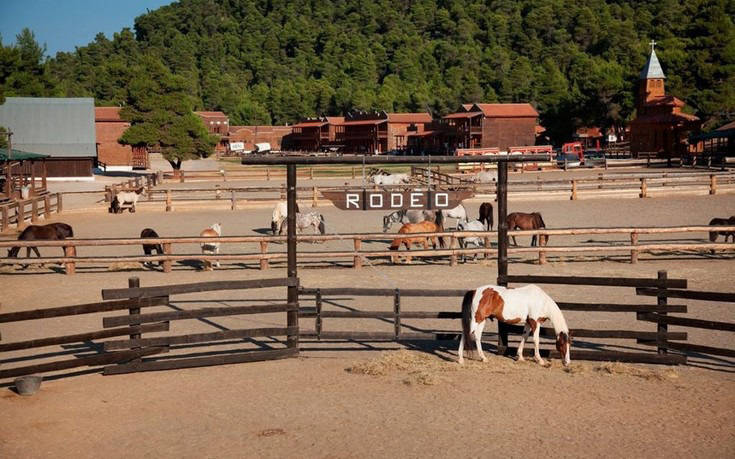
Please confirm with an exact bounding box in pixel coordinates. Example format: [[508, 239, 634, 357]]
[[4, 129, 12, 197]]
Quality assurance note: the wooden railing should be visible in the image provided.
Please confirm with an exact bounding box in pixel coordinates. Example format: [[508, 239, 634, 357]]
[[1, 225, 733, 275], [0, 192, 63, 233]]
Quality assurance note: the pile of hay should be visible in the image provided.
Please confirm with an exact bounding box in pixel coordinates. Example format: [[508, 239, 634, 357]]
[[108, 262, 143, 272], [593, 362, 678, 381]]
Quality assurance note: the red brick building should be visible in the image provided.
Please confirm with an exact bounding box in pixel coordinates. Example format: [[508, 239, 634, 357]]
[[287, 116, 345, 151], [229, 125, 293, 152], [95, 107, 148, 170], [629, 43, 701, 158], [340, 111, 432, 154], [194, 111, 229, 153], [440, 103, 538, 152]]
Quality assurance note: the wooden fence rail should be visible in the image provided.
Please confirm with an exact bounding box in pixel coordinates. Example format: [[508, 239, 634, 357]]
[[0, 192, 63, 233], [1, 225, 734, 275]]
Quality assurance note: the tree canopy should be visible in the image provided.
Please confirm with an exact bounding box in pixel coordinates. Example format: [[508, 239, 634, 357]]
[[1, 0, 733, 144]]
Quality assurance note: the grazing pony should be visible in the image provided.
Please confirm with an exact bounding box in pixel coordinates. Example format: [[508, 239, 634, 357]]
[[441, 204, 469, 229], [458, 284, 571, 366], [478, 202, 494, 231], [200, 223, 222, 271], [708, 216, 735, 242], [383, 209, 439, 232], [388, 221, 445, 263], [368, 168, 411, 186], [506, 212, 547, 246], [271, 201, 300, 235], [295, 212, 326, 236], [140, 228, 163, 267], [7, 223, 75, 266], [456, 219, 486, 261], [110, 187, 144, 213]]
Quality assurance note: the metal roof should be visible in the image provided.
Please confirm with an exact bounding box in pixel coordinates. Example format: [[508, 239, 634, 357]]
[[0, 149, 50, 161], [0, 97, 97, 158], [640, 49, 666, 79]]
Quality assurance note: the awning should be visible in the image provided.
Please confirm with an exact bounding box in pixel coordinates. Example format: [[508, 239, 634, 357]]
[[0, 149, 50, 161]]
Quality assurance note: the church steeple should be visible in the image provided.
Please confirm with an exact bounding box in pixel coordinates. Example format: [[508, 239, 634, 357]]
[[638, 40, 666, 108]]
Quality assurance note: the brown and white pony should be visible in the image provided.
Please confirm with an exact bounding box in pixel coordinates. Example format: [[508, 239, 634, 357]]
[[458, 284, 571, 366], [388, 221, 445, 264], [506, 212, 547, 246], [709, 216, 735, 242], [478, 202, 494, 231], [200, 223, 221, 271], [7, 223, 75, 266]]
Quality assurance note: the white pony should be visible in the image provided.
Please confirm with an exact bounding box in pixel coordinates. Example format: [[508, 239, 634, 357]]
[[271, 201, 300, 235], [296, 212, 326, 235], [473, 171, 497, 184], [371, 173, 410, 186], [456, 219, 486, 261], [110, 187, 144, 213], [200, 222, 221, 271], [441, 203, 469, 229], [458, 284, 571, 366]]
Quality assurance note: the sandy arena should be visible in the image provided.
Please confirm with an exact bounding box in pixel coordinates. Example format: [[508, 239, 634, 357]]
[[1, 177, 734, 458]]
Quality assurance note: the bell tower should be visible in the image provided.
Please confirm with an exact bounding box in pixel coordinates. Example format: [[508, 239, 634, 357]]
[[638, 40, 666, 113]]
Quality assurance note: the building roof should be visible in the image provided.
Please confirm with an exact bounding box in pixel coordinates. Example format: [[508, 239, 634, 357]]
[[95, 106, 124, 122], [325, 116, 345, 124], [342, 119, 386, 126], [0, 149, 50, 161], [717, 120, 735, 131], [646, 96, 685, 108], [194, 111, 228, 118], [640, 48, 666, 79], [630, 112, 700, 125], [472, 103, 539, 118], [291, 121, 327, 128], [575, 126, 603, 138], [386, 112, 433, 124], [460, 104, 474, 111], [443, 111, 483, 119], [0, 97, 97, 158]]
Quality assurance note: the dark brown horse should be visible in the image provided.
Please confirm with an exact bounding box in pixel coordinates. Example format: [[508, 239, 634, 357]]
[[709, 216, 735, 242], [7, 223, 75, 263], [141, 228, 164, 267], [506, 212, 547, 247], [479, 202, 494, 231]]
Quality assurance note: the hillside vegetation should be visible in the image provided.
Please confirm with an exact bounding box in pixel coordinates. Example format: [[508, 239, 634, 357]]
[[1, 0, 734, 143]]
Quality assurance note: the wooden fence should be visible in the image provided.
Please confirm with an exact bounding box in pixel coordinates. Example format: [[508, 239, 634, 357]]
[[160, 165, 421, 183], [0, 277, 299, 379], [1, 225, 734, 275], [298, 271, 688, 364], [0, 192, 63, 233]]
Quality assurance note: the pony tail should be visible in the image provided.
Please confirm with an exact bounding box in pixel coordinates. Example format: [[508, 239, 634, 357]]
[[461, 290, 475, 347], [318, 214, 326, 235]]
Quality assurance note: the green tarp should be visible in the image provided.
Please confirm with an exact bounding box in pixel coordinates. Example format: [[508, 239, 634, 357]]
[[0, 149, 50, 161]]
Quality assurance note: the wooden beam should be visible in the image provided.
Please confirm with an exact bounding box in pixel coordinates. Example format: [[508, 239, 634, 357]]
[[103, 327, 297, 350], [101, 277, 297, 300], [0, 323, 169, 352], [103, 303, 297, 328], [0, 296, 168, 323]]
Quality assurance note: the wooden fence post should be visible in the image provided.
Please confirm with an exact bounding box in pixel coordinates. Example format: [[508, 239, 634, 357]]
[[657, 270, 668, 355], [484, 236, 491, 259], [570, 180, 577, 200], [165, 190, 172, 212], [1, 206, 8, 233], [630, 232, 639, 264], [312, 186, 318, 207], [179, 170, 185, 183], [230, 190, 237, 210], [56, 193, 63, 213], [64, 245, 76, 275], [315, 288, 322, 340], [353, 238, 362, 269], [259, 241, 269, 270], [450, 235, 457, 266], [31, 199, 39, 223], [280, 186, 286, 200], [538, 233, 547, 265], [352, 166, 356, 179], [162, 243, 172, 273], [266, 167, 270, 181], [710, 174, 717, 195], [222, 169, 227, 182], [128, 277, 142, 364], [309, 167, 314, 180], [43, 195, 51, 219], [394, 289, 401, 339], [639, 178, 647, 198]]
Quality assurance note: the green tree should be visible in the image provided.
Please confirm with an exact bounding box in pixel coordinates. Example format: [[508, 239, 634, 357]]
[[119, 56, 217, 173]]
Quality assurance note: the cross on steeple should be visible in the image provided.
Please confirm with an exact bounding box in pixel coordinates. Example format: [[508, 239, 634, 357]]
[[649, 40, 657, 52]]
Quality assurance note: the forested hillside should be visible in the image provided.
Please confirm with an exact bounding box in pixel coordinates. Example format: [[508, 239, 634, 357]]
[[1, 0, 734, 142]]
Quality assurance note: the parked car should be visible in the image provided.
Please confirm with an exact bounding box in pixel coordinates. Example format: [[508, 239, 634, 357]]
[[556, 152, 581, 169], [583, 149, 606, 167]]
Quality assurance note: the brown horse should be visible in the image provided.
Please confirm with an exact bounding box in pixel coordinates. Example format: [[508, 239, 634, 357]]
[[506, 212, 547, 247], [388, 221, 445, 263], [479, 202, 494, 230], [141, 228, 163, 267], [709, 216, 735, 242], [7, 223, 75, 266]]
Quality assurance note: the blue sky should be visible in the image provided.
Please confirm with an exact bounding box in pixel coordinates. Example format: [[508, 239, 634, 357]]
[[0, 0, 175, 57]]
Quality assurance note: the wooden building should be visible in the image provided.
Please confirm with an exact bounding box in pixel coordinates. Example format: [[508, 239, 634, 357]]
[[630, 43, 701, 158], [439, 103, 539, 153], [0, 98, 97, 178], [194, 111, 229, 153], [229, 125, 293, 152], [1, 149, 49, 201], [95, 107, 148, 170], [287, 116, 345, 152], [340, 111, 432, 154], [573, 126, 603, 149]]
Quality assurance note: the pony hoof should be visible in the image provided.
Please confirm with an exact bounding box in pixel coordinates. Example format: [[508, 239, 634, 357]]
[[517, 356, 526, 362]]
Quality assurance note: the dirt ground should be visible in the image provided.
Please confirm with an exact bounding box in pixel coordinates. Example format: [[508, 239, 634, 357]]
[[1, 177, 734, 458]]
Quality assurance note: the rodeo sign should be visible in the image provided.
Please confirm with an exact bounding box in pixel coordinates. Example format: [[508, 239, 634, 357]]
[[321, 190, 473, 211]]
